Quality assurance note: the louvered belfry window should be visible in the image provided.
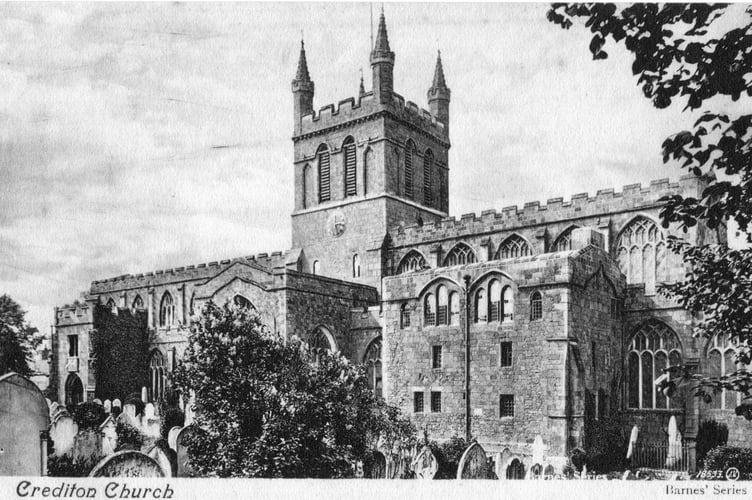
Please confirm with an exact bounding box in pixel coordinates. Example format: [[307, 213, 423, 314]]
[[423, 150, 433, 206], [405, 140, 414, 199], [318, 144, 331, 202], [343, 137, 356, 197]]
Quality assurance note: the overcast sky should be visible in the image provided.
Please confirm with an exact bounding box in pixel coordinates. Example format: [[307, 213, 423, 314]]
[[0, 3, 747, 333]]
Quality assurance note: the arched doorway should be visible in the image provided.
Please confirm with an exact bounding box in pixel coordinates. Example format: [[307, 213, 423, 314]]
[[65, 373, 84, 408]]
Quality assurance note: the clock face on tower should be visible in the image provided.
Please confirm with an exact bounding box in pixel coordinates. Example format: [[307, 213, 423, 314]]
[[327, 209, 346, 238]]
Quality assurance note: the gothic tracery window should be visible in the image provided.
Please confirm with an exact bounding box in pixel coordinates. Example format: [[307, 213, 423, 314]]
[[132, 295, 144, 311], [706, 333, 749, 410], [159, 292, 174, 328], [553, 226, 579, 252], [396, 250, 427, 274], [616, 216, 668, 293], [424, 293, 436, 326], [363, 337, 383, 398], [496, 235, 531, 260], [626, 321, 682, 409], [443, 242, 476, 267], [233, 295, 254, 310], [150, 350, 167, 402], [308, 327, 335, 364]]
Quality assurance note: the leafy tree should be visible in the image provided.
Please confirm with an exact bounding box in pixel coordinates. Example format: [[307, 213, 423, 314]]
[[0, 294, 42, 376], [548, 3, 752, 406], [173, 301, 415, 478]]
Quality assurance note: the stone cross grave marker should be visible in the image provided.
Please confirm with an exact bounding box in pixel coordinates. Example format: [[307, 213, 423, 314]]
[[412, 446, 438, 480]]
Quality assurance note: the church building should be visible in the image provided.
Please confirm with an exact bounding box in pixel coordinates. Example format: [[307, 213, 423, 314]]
[[52, 13, 747, 475]]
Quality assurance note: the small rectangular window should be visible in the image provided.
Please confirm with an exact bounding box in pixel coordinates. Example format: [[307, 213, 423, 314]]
[[400, 305, 411, 328], [432, 345, 443, 369], [68, 335, 79, 357], [500, 342, 512, 367], [413, 391, 424, 413], [500, 394, 514, 418], [431, 391, 442, 413], [610, 298, 620, 319]]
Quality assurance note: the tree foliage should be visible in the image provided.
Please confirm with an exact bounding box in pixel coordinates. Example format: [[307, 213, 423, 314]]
[[548, 3, 752, 402], [0, 294, 41, 376], [173, 301, 415, 478], [91, 304, 150, 401]]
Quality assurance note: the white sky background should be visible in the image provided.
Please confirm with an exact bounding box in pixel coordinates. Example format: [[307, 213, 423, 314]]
[[0, 2, 748, 334]]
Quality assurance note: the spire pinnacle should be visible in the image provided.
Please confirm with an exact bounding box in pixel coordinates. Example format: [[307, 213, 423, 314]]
[[372, 9, 391, 53], [431, 50, 447, 90], [359, 68, 365, 97], [295, 39, 311, 83]]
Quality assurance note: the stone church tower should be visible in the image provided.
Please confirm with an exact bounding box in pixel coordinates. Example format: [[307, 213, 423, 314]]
[[290, 12, 451, 289]]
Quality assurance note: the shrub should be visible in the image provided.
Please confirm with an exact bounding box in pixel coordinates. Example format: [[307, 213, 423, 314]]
[[696, 420, 728, 468], [115, 422, 144, 452], [48, 454, 103, 477], [703, 446, 752, 478], [160, 406, 185, 440], [583, 418, 628, 473], [73, 402, 106, 430]]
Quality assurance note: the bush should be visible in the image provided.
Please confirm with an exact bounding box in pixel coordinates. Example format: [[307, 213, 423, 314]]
[[73, 402, 106, 430], [425, 436, 467, 479], [48, 454, 103, 477], [583, 418, 628, 473], [160, 406, 185, 440], [115, 422, 144, 452], [696, 420, 728, 468], [703, 446, 752, 478]]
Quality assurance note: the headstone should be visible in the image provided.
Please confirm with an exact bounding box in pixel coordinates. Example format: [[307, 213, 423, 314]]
[[175, 426, 198, 477], [532, 435, 545, 465], [412, 446, 438, 480], [626, 425, 639, 459], [167, 426, 182, 451], [147, 442, 175, 477], [49, 414, 78, 457], [144, 403, 155, 419], [100, 416, 118, 456], [118, 404, 140, 429], [367, 451, 387, 479], [457, 442, 488, 479], [141, 386, 148, 403], [104, 400, 112, 414], [112, 399, 122, 416], [354, 460, 364, 478], [89, 450, 164, 477], [93, 398, 103, 406], [0, 373, 51, 475], [666, 416, 681, 468]]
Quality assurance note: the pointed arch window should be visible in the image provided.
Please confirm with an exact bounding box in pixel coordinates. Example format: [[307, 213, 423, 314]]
[[617, 217, 666, 293], [474, 288, 487, 323], [352, 254, 361, 278], [443, 242, 476, 267], [150, 350, 167, 402], [437, 285, 449, 325], [312, 260, 320, 275], [405, 140, 415, 199], [449, 291, 460, 326], [308, 327, 335, 364], [502, 286, 514, 322], [397, 251, 427, 274], [400, 303, 411, 328], [65, 373, 84, 408], [706, 333, 748, 410], [424, 293, 436, 326], [553, 226, 579, 252], [489, 280, 502, 322], [343, 136, 357, 197], [159, 292, 174, 328], [106, 298, 117, 312], [317, 144, 331, 203], [363, 337, 383, 398], [627, 321, 682, 409], [423, 149, 433, 206], [496, 235, 532, 260], [302, 163, 311, 209], [132, 295, 144, 311], [530, 291, 542, 321], [233, 295, 254, 310]]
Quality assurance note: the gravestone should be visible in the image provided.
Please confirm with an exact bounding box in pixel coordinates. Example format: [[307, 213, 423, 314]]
[[93, 398, 103, 406], [167, 426, 182, 452], [89, 450, 164, 477], [457, 442, 488, 479], [118, 404, 140, 429], [49, 413, 78, 457], [112, 399, 122, 413], [141, 386, 148, 403], [100, 416, 118, 456], [367, 451, 387, 479], [412, 446, 438, 480], [147, 441, 175, 477], [103, 400, 112, 414], [175, 426, 198, 477], [0, 373, 51, 475], [142, 403, 161, 439]]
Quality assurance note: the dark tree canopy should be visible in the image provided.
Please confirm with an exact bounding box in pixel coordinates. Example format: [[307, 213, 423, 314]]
[[548, 4, 752, 406], [173, 301, 415, 478], [0, 294, 41, 376]]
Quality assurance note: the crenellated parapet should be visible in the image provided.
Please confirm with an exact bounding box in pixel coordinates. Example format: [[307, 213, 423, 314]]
[[295, 91, 448, 145], [90, 250, 292, 294], [389, 175, 707, 246]]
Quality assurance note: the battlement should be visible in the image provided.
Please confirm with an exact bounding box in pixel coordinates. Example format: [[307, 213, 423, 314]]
[[90, 250, 292, 294], [389, 174, 706, 245], [296, 91, 447, 142], [55, 300, 93, 325]]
